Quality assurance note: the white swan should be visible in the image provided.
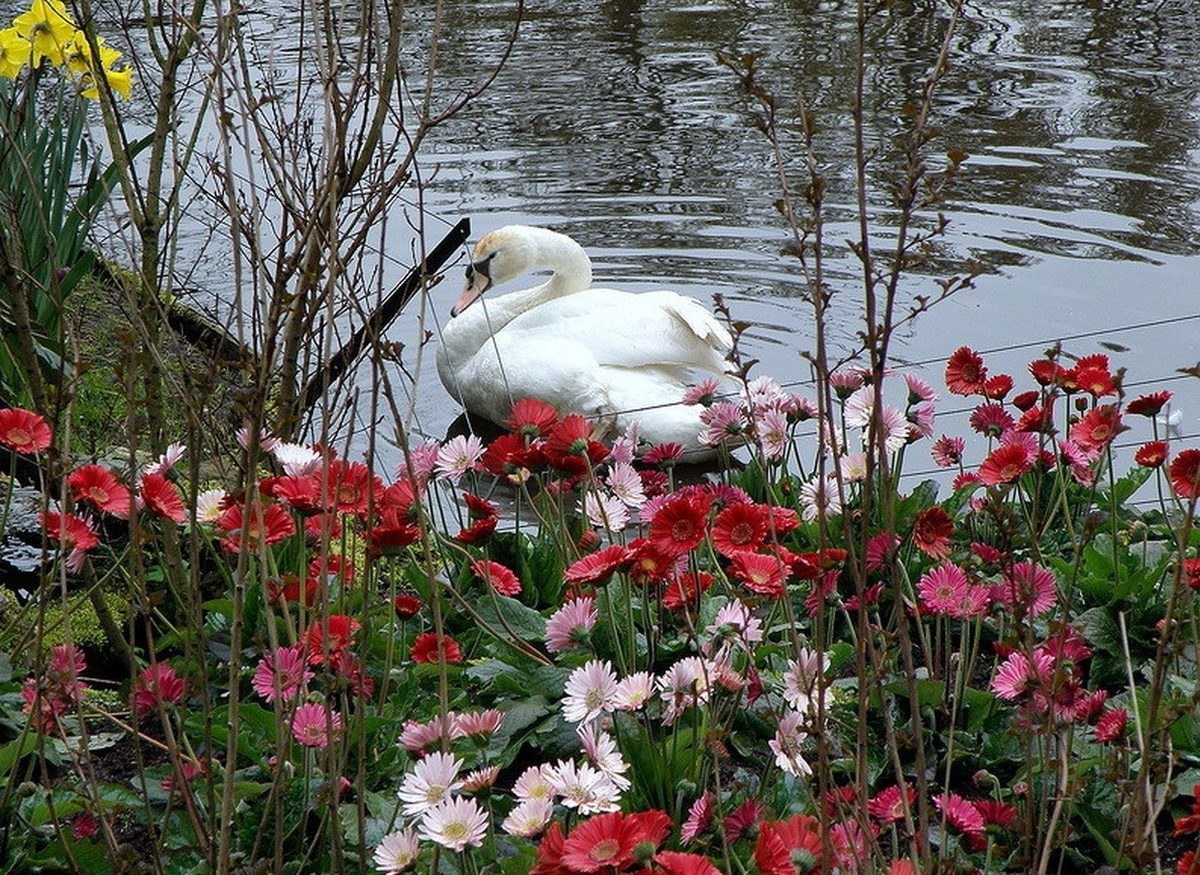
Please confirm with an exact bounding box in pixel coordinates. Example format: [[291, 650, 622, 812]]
[[436, 225, 734, 458]]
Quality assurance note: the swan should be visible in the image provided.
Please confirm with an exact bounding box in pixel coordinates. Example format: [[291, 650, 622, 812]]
[[436, 225, 735, 458]]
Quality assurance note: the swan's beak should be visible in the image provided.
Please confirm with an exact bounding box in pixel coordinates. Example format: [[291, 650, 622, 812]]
[[451, 264, 492, 317]]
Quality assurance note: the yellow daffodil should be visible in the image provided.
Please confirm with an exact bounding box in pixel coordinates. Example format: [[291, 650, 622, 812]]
[[12, 0, 76, 67], [100, 65, 132, 99], [63, 32, 134, 100], [0, 27, 31, 78]]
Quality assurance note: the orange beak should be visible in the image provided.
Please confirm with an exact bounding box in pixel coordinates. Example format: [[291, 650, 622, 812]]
[[451, 266, 491, 317]]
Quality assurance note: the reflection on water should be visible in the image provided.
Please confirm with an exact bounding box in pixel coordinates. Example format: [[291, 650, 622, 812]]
[[111, 0, 1199, 463], [384, 0, 1198, 456]]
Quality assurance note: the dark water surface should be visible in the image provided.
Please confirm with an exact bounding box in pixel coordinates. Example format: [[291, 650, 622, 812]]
[[111, 0, 1199, 473], [382, 0, 1199, 477]]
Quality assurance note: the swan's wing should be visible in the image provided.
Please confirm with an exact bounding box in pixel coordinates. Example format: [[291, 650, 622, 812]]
[[503, 289, 733, 375]]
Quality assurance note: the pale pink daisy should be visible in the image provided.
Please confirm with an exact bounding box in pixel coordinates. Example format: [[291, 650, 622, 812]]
[[840, 451, 869, 482], [434, 435, 486, 481], [291, 703, 341, 748], [418, 796, 488, 852], [399, 751, 464, 815], [769, 710, 811, 776], [917, 564, 970, 617], [194, 489, 226, 524], [608, 421, 639, 466], [373, 827, 420, 873], [612, 671, 655, 711], [931, 435, 965, 468], [397, 713, 463, 753], [402, 441, 442, 483], [705, 600, 763, 655], [562, 659, 619, 725], [545, 597, 598, 653], [681, 794, 714, 843], [236, 427, 280, 453], [799, 473, 843, 522], [582, 490, 630, 531], [781, 649, 825, 714], [878, 404, 911, 452], [658, 656, 712, 724], [454, 709, 505, 739], [682, 377, 722, 406], [829, 370, 864, 397], [606, 462, 647, 508], [698, 402, 747, 446], [578, 723, 631, 790], [511, 764, 555, 802], [146, 442, 187, 476], [743, 376, 787, 412], [909, 402, 936, 440], [501, 797, 554, 837], [789, 394, 819, 420], [252, 645, 313, 704], [991, 649, 1054, 700], [755, 408, 791, 461], [274, 441, 323, 477], [545, 759, 621, 814], [843, 386, 876, 428], [461, 765, 501, 792], [904, 373, 938, 403], [1001, 560, 1058, 618]]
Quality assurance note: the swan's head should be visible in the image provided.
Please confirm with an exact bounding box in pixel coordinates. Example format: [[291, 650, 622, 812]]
[[451, 227, 537, 317]]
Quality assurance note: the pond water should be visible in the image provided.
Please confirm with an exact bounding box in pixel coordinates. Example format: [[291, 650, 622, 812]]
[[109, 0, 1200, 483], [381, 0, 1199, 487]]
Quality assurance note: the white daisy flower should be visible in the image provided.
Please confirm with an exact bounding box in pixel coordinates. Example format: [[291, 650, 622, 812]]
[[398, 751, 463, 816], [612, 671, 655, 711], [546, 759, 621, 814], [273, 441, 323, 477], [372, 827, 420, 873], [500, 797, 554, 838], [511, 764, 555, 802], [418, 796, 488, 852], [562, 659, 619, 725], [769, 709, 811, 777], [578, 723, 630, 791]]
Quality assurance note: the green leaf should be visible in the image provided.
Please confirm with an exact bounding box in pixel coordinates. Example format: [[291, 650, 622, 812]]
[[474, 595, 547, 644], [0, 732, 39, 776]]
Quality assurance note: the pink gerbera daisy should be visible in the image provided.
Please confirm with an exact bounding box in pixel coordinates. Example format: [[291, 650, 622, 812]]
[[931, 435, 965, 468], [139, 472, 188, 523], [990, 649, 1054, 700], [1000, 560, 1058, 618], [291, 702, 342, 748], [68, 465, 131, 517], [471, 559, 522, 597], [133, 663, 185, 717], [935, 792, 985, 836], [562, 660, 618, 725], [565, 545, 634, 586], [0, 407, 53, 453], [545, 597, 598, 653], [916, 564, 969, 616], [252, 645, 313, 703]]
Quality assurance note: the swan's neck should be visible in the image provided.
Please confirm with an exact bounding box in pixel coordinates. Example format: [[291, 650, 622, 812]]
[[456, 228, 593, 335]]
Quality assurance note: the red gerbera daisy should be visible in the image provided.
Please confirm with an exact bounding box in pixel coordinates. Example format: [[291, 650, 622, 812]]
[[367, 513, 421, 555], [471, 559, 521, 596], [1014, 404, 1055, 434], [392, 594, 423, 618], [1075, 365, 1117, 397], [41, 511, 99, 554], [978, 443, 1033, 485], [544, 414, 607, 473], [648, 493, 711, 556], [0, 407, 52, 454], [1126, 390, 1171, 417], [727, 551, 788, 598], [139, 472, 188, 523], [455, 515, 497, 544], [935, 792, 985, 836], [481, 432, 538, 476], [868, 785, 916, 823], [912, 506, 954, 560], [1135, 440, 1168, 468], [565, 544, 634, 586], [643, 442, 685, 467], [410, 631, 462, 664], [654, 851, 722, 875], [322, 460, 382, 516], [754, 814, 824, 875], [983, 374, 1014, 400], [216, 502, 296, 553], [662, 571, 713, 611], [133, 663, 185, 717], [68, 465, 131, 517], [972, 799, 1017, 828], [1011, 389, 1040, 411], [505, 398, 558, 438], [723, 799, 764, 843], [305, 615, 361, 665], [969, 403, 1014, 437], [1183, 558, 1200, 590], [628, 538, 682, 585], [1028, 359, 1062, 387], [1069, 405, 1123, 452], [1094, 707, 1127, 743], [1170, 449, 1200, 499], [710, 503, 769, 558], [945, 347, 988, 396], [273, 474, 323, 512], [560, 810, 671, 873]]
